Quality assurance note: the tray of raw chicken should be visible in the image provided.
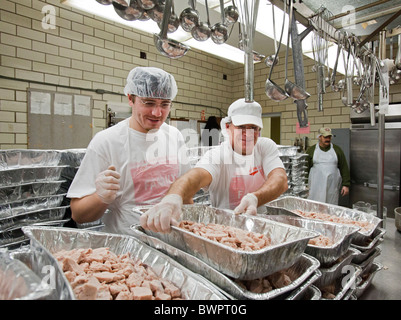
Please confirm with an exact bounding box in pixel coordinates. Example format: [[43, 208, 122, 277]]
[[21, 225, 228, 300], [131, 223, 321, 300], [132, 204, 319, 280], [265, 196, 382, 244]]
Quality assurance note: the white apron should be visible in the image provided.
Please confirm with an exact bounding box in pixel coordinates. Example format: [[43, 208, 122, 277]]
[[308, 143, 342, 205]]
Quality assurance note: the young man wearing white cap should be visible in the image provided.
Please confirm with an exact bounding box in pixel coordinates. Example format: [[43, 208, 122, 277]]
[[67, 67, 190, 235], [306, 127, 350, 205], [140, 98, 288, 233]]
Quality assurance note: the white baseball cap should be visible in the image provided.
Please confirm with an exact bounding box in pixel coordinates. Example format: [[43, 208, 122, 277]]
[[227, 98, 263, 128]]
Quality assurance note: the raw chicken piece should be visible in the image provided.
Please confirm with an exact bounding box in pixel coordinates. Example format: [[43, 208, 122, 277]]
[[131, 287, 153, 300]]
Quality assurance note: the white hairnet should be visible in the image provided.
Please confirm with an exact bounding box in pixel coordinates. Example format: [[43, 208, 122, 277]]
[[123, 67, 178, 100], [220, 116, 231, 142]]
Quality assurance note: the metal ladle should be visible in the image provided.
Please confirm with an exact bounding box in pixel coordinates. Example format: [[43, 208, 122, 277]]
[[137, 0, 157, 10], [112, 0, 146, 20], [96, 0, 112, 4], [191, 0, 211, 41], [284, 0, 310, 100], [154, 0, 190, 59], [265, 0, 288, 101], [148, 0, 165, 24], [180, 0, 199, 33], [265, 3, 279, 68], [224, 0, 239, 25], [211, 0, 229, 44]]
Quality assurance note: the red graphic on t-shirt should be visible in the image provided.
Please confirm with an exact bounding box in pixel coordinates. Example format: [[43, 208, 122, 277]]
[[228, 166, 265, 209]]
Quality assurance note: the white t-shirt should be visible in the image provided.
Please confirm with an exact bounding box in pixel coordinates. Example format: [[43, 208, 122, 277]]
[[195, 138, 284, 211], [67, 118, 190, 235]]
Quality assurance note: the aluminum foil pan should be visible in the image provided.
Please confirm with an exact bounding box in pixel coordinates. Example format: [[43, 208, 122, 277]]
[[354, 262, 383, 298], [22, 226, 227, 300], [0, 205, 68, 232], [260, 215, 359, 265], [314, 248, 359, 288], [266, 196, 382, 243], [0, 193, 66, 218], [133, 205, 319, 280], [353, 247, 381, 272], [277, 146, 298, 156], [130, 224, 320, 300], [0, 180, 65, 204], [351, 227, 386, 251], [0, 219, 69, 248], [286, 283, 321, 300], [319, 264, 362, 300], [0, 166, 68, 187], [0, 249, 53, 300], [0, 149, 62, 170]]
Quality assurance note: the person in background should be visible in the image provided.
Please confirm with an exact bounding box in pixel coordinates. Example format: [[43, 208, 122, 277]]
[[306, 127, 350, 205], [201, 116, 221, 146], [140, 98, 288, 233], [67, 67, 190, 235]]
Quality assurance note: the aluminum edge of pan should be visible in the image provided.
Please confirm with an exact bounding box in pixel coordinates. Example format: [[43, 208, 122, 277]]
[[265, 196, 382, 243], [130, 224, 321, 300], [133, 204, 319, 280], [21, 225, 227, 300], [260, 214, 360, 265]]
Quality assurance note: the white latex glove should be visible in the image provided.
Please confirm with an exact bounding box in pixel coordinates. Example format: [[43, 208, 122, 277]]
[[234, 193, 258, 215], [95, 165, 121, 204], [140, 194, 183, 233]]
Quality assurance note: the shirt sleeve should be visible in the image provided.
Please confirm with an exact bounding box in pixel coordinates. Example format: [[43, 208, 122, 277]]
[[66, 135, 109, 199], [258, 138, 285, 178]]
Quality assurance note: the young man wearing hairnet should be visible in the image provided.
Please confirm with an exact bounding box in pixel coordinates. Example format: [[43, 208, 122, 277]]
[[67, 67, 190, 235], [140, 98, 288, 233], [306, 127, 350, 205]]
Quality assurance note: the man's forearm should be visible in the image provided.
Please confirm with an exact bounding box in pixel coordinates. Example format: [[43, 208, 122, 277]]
[[252, 168, 288, 206], [166, 168, 212, 204], [71, 194, 109, 224]]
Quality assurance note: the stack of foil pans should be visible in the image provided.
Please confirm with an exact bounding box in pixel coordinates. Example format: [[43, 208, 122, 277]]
[[0, 149, 72, 249], [277, 149, 309, 198], [131, 224, 322, 300], [132, 205, 319, 280], [21, 226, 228, 300]]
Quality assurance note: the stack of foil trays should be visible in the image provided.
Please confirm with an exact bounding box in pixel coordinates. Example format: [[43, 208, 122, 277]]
[[131, 204, 322, 300], [21, 225, 228, 300], [265, 196, 384, 299], [0, 149, 86, 249], [277, 146, 309, 198]]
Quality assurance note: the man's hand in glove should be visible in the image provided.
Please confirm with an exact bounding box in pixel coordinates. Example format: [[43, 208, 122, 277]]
[[234, 193, 258, 215], [140, 194, 183, 233], [95, 165, 121, 204]]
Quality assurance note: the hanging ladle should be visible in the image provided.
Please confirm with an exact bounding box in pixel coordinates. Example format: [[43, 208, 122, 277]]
[[148, 0, 165, 24], [137, 0, 157, 10], [112, 0, 145, 20], [211, 0, 229, 44], [224, 0, 239, 25], [192, 0, 211, 41], [265, 0, 288, 101], [265, 3, 279, 68], [284, 0, 310, 100], [157, 0, 180, 33], [154, 0, 190, 59], [180, 0, 199, 33], [96, 0, 112, 4]]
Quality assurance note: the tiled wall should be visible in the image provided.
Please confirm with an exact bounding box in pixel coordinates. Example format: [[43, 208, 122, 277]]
[[1, 0, 401, 149]]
